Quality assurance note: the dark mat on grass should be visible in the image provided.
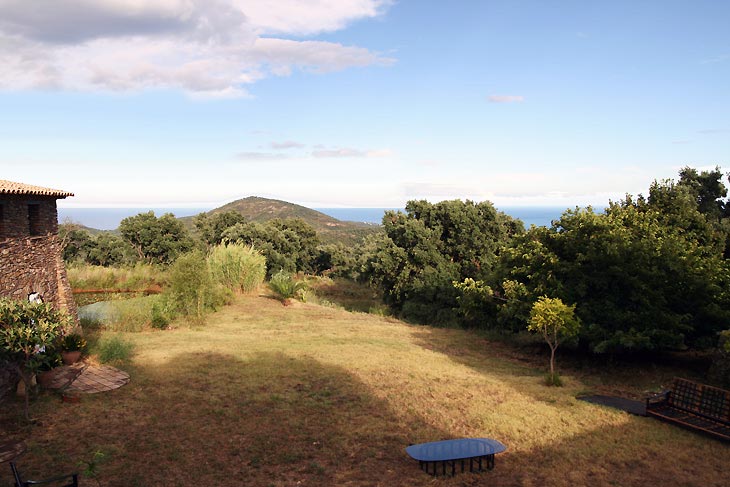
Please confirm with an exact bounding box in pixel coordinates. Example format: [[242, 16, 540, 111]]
[[578, 395, 647, 416]]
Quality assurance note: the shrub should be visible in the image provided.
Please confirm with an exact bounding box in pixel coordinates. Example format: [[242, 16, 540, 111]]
[[0, 299, 72, 419], [96, 335, 134, 364], [269, 270, 307, 301], [208, 243, 266, 294], [166, 250, 217, 325]]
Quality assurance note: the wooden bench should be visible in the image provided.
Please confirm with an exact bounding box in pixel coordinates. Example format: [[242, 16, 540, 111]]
[[646, 377, 730, 442]]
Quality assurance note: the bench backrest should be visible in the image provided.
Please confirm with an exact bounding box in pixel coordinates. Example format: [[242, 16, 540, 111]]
[[668, 377, 730, 424]]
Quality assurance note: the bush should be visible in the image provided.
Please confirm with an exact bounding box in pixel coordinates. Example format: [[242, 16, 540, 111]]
[[166, 250, 218, 325], [96, 335, 135, 364], [0, 299, 72, 419], [709, 330, 730, 389], [208, 243, 266, 294], [269, 270, 307, 301]]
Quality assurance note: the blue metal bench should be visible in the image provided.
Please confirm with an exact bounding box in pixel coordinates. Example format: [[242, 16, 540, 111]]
[[406, 438, 506, 476]]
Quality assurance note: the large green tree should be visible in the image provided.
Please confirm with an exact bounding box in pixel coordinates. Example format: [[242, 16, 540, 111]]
[[194, 210, 246, 247], [119, 211, 195, 264], [362, 199, 522, 324], [496, 169, 730, 352]]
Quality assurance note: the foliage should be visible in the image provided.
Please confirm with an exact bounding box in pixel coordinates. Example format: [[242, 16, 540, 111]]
[[194, 210, 246, 247], [95, 335, 135, 364], [165, 250, 221, 325], [68, 263, 164, 291], [497, 176, 730, 353], [61, 224, 138, 267], [362, 199, 522, 324], [0, 299, 72, 419], [222, 218, 321, 276], [527, 296, 581, 385], [268, 270, 307, 301], [119, 211, 195, 264], [453, 278, 495, 327], [709, 330, 730, 389], [207, 243, 266, 294], [61, 333, 87, 352]]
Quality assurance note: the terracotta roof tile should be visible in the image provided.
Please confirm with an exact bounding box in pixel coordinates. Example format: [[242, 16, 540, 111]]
[[0, 180, 74, 198]]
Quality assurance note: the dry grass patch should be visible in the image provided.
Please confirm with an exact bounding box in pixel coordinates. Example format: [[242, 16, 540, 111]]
[[1, 295, 728, 486]]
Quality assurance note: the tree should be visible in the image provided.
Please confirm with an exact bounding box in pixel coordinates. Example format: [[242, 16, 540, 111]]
[[59, 223, 93, 263], [527, 296, 581, 386], [119, 211, 195, 264], [222, 218, 321, 276], [194, 211, 246, 247], [363, 199, 522, 324], [87, 233, 137, 267], [497, 190, 730, 352]]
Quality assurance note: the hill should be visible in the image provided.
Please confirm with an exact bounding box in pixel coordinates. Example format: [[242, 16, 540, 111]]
[[186, 196, 381, 244]]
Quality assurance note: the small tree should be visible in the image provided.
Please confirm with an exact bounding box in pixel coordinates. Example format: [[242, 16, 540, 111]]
[[0, 299, 71, 420], [527, 296, 581, 386]]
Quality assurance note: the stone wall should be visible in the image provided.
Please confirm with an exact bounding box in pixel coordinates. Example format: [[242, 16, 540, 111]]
[[0, 235, 77, 318], [0, 194, 76, 317], [0, 194, 77, 400]]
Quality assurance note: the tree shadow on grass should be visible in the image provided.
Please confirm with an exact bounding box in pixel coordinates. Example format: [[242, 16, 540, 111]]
[[3, 351, 501, 487]]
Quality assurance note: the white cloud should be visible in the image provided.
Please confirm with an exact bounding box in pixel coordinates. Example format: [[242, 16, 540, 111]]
[[234, 0, 392, 36], [0, 0, 394, 97], [270, 140, 306, 149], [488, 95, 525, 103], [311, 146, 392, 158], [312, 147, 365, 158], [235, 151, 290, 161]]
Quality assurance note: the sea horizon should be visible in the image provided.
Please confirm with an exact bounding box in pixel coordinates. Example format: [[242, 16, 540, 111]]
[[57, 205, 600, 231]]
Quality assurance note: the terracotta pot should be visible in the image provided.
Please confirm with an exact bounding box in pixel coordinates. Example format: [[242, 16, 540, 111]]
[[36, 369, 57, 388], [61, 350, 81, 365]]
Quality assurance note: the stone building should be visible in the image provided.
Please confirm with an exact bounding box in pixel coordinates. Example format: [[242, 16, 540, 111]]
[[0, 180, 77, 318]]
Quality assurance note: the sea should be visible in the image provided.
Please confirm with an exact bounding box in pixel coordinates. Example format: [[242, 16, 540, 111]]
[[58, 206, 579, 231]]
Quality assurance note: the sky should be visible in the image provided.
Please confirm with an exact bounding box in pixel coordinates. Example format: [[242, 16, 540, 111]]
[[0, 0, 728, 209]]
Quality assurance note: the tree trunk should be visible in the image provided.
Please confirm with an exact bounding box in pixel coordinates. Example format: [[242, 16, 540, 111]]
[[549, 346, 556, 381]]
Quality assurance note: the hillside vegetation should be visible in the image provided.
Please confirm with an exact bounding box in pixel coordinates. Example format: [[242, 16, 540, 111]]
[[189, 196, 381, 244]]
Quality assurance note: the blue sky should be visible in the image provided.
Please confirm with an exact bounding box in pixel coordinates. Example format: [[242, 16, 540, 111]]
[[0, 0, 728, 209]]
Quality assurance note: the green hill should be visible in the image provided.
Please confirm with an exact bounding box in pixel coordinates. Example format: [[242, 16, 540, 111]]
[[187, 196, 381, 244]]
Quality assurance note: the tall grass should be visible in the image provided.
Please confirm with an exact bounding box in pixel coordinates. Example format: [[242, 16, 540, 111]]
[[208, 243, 266, 294], [79, 295, 164, 332], [68, 263, 165, 290]]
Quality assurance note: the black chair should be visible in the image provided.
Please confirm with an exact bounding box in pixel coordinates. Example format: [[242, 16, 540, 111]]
[[10, 462, 78, 487]]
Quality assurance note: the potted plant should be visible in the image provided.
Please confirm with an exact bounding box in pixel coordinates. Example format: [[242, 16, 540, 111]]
[[34, 348, 62, 389], [61, 333, 87, 365]]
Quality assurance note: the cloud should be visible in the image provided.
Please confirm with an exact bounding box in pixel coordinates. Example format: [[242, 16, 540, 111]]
[[311, 147, 392, 158], [0, 0, 394, 97], [312, 147, 365, 158], [270, 140, 306, 149], [488, 95, 525, 103], [235, 151, 290, 161]]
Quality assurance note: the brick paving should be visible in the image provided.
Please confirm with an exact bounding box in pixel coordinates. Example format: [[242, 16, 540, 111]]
[[66, 365, 130, 394], [42, 363, 130, 394]]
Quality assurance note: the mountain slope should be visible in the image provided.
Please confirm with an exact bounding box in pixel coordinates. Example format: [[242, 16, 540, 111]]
[[193, 196, 382, 244]]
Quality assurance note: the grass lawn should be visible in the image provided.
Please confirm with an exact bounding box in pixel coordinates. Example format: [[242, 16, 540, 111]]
[[2, 294, 728, 486]]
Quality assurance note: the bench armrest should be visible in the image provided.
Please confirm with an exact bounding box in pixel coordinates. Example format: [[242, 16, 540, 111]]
[[645, 390, 670, 408]]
